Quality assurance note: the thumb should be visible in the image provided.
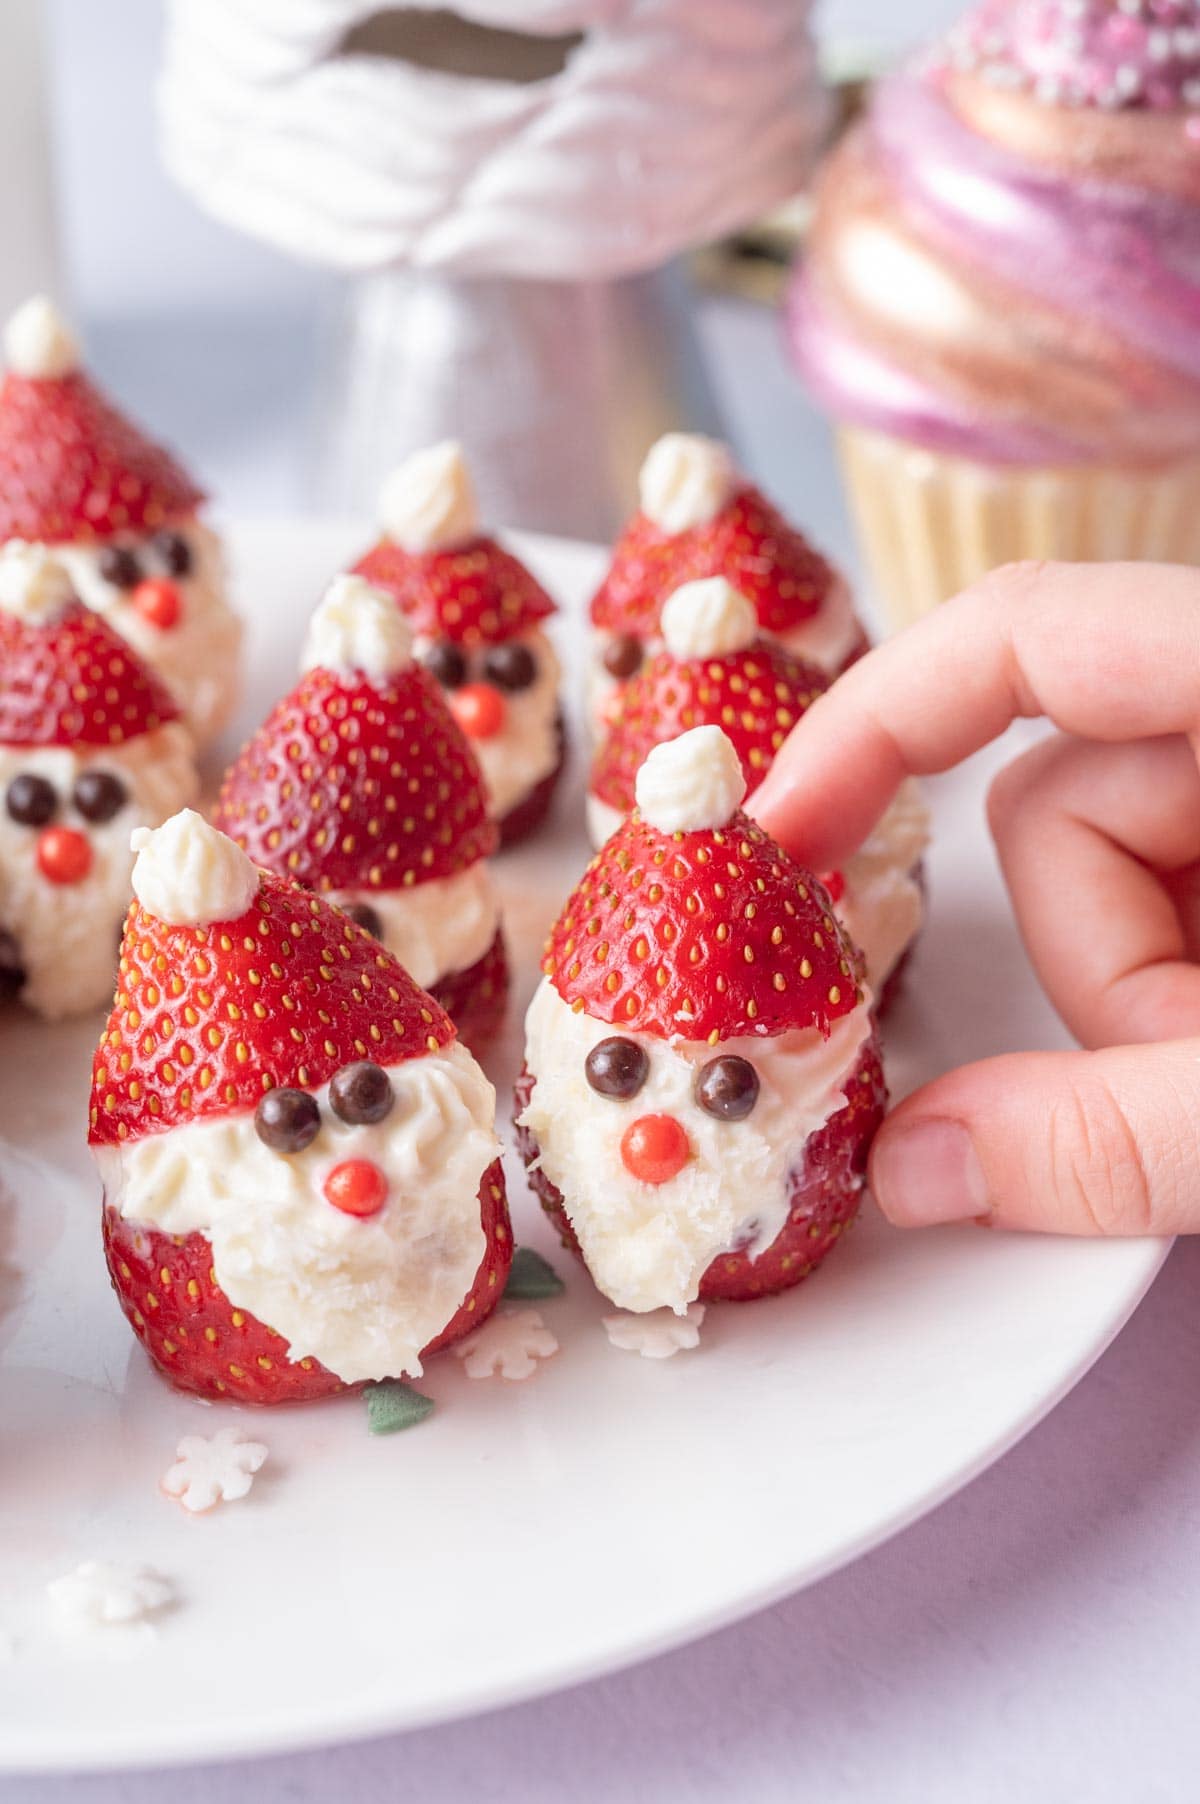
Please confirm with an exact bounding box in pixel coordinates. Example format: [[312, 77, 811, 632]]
[[870, 1041, 1200, 1236]]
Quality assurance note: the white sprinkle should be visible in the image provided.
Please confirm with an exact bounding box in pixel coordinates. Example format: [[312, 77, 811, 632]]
[[161, 1427, 268, 1514], [603, 1304, 706, 1361], [48, 1562, 173, 1631], [453, 1308, 558, 1381]]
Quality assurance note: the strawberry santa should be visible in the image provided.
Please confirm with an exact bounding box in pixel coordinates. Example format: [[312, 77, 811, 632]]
[[89, 810, 511, 1404], [0, 543, 198, 1019], [0, 296, 242, 747], [588, 432, 869, 730], [351, 442, 563, 845], [588, 576, 928, 1001], [516, 725, 885, 1315], [214, 574, 508, 1052]]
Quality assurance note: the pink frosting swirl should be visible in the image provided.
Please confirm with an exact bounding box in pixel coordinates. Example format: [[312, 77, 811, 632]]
[[789, 0, 1200, 467]]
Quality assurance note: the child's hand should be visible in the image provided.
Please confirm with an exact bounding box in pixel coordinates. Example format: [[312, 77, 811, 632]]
[[750, 560, 1200, 1237]]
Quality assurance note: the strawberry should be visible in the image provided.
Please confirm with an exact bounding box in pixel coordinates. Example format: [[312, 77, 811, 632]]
[[353, 536, 555, 648], [542, 808, 862, 1045], [213, 662, 496, 894], [0, 600, 180, 746], [591, 486, 840, 643], [592, 637, 827, 816], [102, 1158, 510, 1403], [91, 847, 512, 1402], [515, 1044, 883, 1304], [0, 370, 203, 544]]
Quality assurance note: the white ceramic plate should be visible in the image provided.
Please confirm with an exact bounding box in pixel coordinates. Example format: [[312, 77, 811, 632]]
[[0, 524, 1167, 1774]]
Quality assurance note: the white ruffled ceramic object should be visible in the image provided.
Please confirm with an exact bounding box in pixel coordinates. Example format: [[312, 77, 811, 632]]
[[159, 0, 829, 280]]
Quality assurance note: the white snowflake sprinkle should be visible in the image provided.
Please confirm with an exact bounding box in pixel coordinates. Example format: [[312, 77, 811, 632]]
[[161, 1427, 268, 1514], [453, 1308, 558, 1381], [603, 1303, 706, 1360], [48, 1561, 173, 1631]]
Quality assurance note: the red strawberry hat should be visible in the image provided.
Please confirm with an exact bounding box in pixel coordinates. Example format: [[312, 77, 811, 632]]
[[547, 724, 862, 1045], [0, 543, 179, 746], [591, 577, 827, 816], [352, 441, 555, 648], [213, 575, 496, 894], [590, 432, 838, 641], [90, 812, 456, 1149], [0, 296, 204, 544]]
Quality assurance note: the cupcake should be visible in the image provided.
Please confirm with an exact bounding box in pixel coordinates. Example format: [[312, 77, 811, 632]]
[[213, 576, 508, 1054], [515, 725, 885, 1314], [0, 544, 199, 1019], [587, 431, 867, 732], [90, 810, 511, 1404], [789, 0, 1200, 627], [351, 442, 563, 846], [0, 296, 243, 745], [587, 575, 928, 1000]]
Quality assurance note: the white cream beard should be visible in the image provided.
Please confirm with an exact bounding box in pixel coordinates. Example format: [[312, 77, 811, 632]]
[[839, 780, 929, 991], [94, 1043, 501, 1384], [0, 729, 199, 1019], [330, 860, 499, 992], [419, 629, 560, 821], [519, 978, 872, 1315], [776, 576, 863, 675], [55, 523, 242, 746]]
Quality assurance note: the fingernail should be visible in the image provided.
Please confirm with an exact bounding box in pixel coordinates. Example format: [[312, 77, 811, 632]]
[[872, 1118, 990, 1227]]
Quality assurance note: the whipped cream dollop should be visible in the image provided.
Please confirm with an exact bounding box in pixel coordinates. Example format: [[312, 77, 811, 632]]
[[520, 978, 872, 1315], [379, 442, 479, 555], [661, 577, 757, 660], [0, 541, 75, 623], [332, 860, 499, 992], [96, 1042, 500, 1384], [4, 295, 80, 380], [303, 574, 412, 680], [635, 725, 746, 834], [639, 434, 738, 534], [131, 810, 259, 927], [0, 729, 199, 1019]]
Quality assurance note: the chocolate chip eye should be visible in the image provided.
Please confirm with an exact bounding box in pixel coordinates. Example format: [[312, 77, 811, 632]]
[[73, 769, 128, 824], [340, 900, 383, 940], [603, 635, 643, 681], [153, 529, 192, 577], [98, 545, 142, 590], [423, 640, 468, 689], [330, 1060, 394, 1126], [585, 1036, 649, 1100], [483, 641, 536, 692], [255, 1087, 321, 1153], [695, 1056, 760, 1121], [5, 773, 57, 827]]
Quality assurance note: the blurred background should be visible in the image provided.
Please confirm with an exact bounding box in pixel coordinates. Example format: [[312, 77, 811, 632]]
[[25, 0, 961, 536]]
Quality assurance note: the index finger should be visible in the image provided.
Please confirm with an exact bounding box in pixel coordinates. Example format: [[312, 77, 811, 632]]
[[748, 560, 1200, 869]]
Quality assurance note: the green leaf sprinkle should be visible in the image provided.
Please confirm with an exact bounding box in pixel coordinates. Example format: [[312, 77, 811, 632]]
[[365, 1380, 435, 1436], [504, 1247, 565, 1301]]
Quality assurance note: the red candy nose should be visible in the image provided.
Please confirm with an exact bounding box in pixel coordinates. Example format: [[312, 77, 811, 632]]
[[450, 682, 507, 741], [36, 826, 92, 886], [323, 1159, 388, 1217], [132, 578, 182, 630], [620, 1114, 690, 1185]]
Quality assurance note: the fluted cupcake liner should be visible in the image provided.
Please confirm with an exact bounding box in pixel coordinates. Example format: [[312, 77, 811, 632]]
[[838, 426, 1200, 631]]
